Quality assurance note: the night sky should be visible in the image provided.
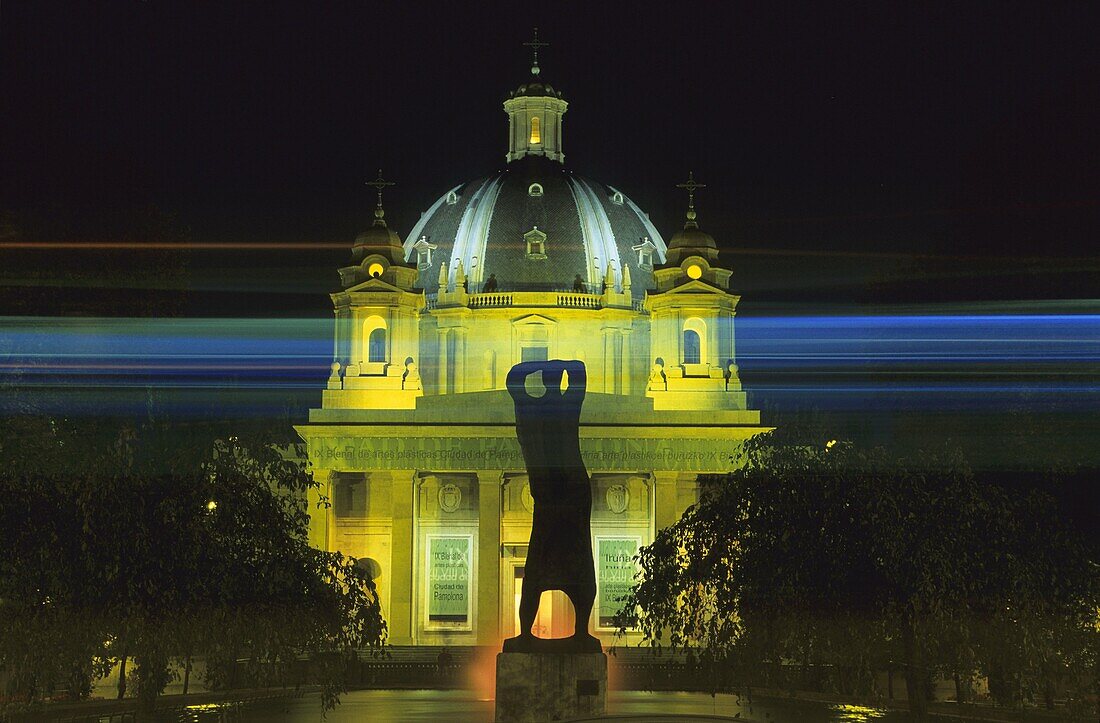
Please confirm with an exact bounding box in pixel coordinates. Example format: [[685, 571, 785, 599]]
[[3, 2, 1099, 316]]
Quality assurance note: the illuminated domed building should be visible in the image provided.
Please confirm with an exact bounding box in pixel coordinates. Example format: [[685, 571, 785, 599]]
[[296, 42, 766, 648]]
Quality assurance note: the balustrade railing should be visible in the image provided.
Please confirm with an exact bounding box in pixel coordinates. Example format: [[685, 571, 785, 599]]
[[468, 292, 514, 308], [556, 292, 602, 309], [424, 289, 633, 311]]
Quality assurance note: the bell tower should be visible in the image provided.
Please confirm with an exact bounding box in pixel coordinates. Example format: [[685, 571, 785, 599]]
[[328, 171, 425, 409], [504, 28, 568, 163], [645, 172, 744, 411]]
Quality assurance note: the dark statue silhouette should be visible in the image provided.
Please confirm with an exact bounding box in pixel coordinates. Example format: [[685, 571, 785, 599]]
[[503, 360, 601, 654]]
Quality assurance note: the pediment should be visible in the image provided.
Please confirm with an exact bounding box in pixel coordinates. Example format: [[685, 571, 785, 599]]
[[343, 276, 404, 294], [511, 313, 558, 327], [660, 279, 729, 296]]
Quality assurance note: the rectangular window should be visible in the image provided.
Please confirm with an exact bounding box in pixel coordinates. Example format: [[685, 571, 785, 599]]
[[525, 228, 548, 259], [521, 345, 548, 362]]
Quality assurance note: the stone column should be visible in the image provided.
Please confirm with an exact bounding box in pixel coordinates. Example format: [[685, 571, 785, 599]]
[[708, 313, 719, 367], [454, 328, 467, 394], [653, 471, 680, 532], [728, 310, 737, 368], [602, 328, 615, 393], [476, 471, 502, 646], [438, 328, 450, 395], [620, 329, 632, 395], [307, 470, 335, 551], [388, 470, 416, 645]]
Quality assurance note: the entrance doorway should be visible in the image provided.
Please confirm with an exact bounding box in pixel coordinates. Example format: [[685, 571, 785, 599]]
[[510, 565, 576, 639]]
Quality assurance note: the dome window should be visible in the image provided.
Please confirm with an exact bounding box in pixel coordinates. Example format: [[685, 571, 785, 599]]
[[528, 183, 544, 198], [529, 116, 541, 144], [632, 237, 656, 269], [610, 190, 624, 206], [367, 262, 384, 278], [524, 226, 547, 259], [413, 235, 437, 270], [445, 190, 459, 205]]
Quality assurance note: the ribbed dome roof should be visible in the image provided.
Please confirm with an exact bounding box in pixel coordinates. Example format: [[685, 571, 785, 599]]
[[403, 156, 666, 297], [669, 223, 717, 251], [509, 78, 562, 99]]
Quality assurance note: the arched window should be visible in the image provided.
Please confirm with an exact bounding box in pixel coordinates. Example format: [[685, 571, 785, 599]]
[[362, 315, 387, 366], [368, 328, 386, 362], [683, 329, 701, 365], [528, 182, 544, 197], [529, 116, 541, 144], [682, 317, 707, 365]]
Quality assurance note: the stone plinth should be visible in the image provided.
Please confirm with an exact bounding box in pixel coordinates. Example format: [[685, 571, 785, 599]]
[[495, 652, 607, 722]]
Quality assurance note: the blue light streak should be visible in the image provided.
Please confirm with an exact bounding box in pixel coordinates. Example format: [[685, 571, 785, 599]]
[[2, 312, 1098, 417]]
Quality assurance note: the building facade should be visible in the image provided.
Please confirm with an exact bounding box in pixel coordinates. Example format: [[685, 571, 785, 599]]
[[295, 58, 767, 648]]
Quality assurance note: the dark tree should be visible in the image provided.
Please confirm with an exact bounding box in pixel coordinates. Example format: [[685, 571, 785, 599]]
[[0, 415, 386, 716], [615, 429, 1098, 720]]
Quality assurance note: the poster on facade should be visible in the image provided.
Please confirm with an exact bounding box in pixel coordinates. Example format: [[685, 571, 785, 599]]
[[596, 536, 640, 628], [426, 535, 472, 626]]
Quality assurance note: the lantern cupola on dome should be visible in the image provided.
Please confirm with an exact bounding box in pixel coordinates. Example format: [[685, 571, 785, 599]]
[[505, 28, 567, 163]]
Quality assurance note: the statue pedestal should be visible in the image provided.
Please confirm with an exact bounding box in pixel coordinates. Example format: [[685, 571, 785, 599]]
[[495, 652, 607, 722]]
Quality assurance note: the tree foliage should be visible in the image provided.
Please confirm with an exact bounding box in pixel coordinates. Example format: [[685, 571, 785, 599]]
[[0, 415, 385, 715], [615, 426, 1099, 720]]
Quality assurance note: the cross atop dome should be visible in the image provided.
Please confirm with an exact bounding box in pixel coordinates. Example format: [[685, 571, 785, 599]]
[[366, 169, 395, 209], [676, 171, 706, 229], [366, 169, 395, 225], [523, 27, 549, 76]]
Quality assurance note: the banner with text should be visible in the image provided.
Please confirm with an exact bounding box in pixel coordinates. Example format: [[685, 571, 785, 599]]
[[427, 535, 471, 626], [307, 433, 746, 472], [597, 536, 640, 628]]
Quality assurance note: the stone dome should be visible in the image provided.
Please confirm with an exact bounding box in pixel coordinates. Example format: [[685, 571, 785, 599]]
[[352, 207, 404, 262], [509, 78, 562, 99], [402, 156, 667, 298], [669, 217, 717, 251]]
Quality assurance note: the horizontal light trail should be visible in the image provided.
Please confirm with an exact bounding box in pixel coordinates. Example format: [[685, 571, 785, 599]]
[[1, 311, 1097, 416], [0, 241, 349, 250], [6, 240, 1099, 265]]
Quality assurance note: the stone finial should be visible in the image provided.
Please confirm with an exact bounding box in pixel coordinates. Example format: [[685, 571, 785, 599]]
[[603, 262, 615, 290], [438, 262, 449, 290], [327, 361, 342, 390], [621, 264, 632, 293]]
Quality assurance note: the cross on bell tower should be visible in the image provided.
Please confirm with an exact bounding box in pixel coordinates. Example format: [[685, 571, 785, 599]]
[[365, 169, 396, 227], [523, 27, 549, 75], [676, 171, 706, 229]]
